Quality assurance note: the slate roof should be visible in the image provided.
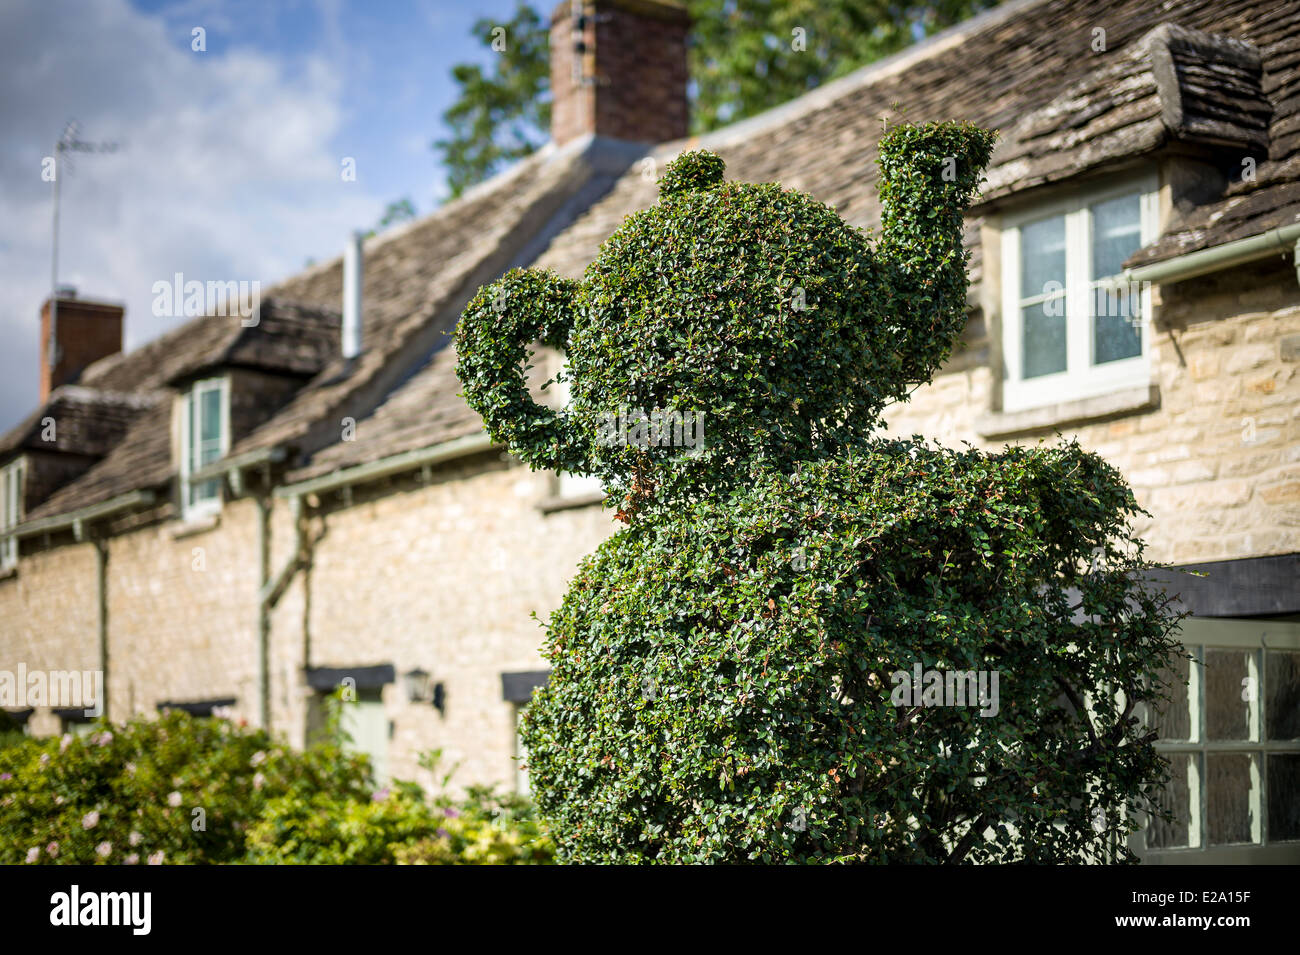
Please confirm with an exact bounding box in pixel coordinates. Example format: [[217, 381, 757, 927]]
[[15, 299, 340, 521], [286, 0, 1300, 483], [13, 0, 1300, 518], [0, 385, 153, 461], [979, 23, 1271, 205]]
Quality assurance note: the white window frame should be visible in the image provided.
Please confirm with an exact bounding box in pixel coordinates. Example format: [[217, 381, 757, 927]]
[[1136, 616, 1300, 864], [179, 376, 229, 520], [1000, 172, 1159, 413], [1, 457, 25, 569]]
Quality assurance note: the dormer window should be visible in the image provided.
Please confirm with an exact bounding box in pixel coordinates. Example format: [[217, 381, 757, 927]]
[[1, 457, 24, 569], [179, 376, 229, 519], [1000, 174, 1159, 412]]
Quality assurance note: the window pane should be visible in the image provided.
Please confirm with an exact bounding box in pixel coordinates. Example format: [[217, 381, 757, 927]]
[[1022, 301, 1067, 379], [188, 393, 199, 472], [1152, 653, 1191, 741], [1205, 649, 1250, 741], [1207, 752, 1255, 845], [1146, 753, 1191, 849], [1267, 754, 1300, 842], [1092, 300, 1142, 364], [1090, 194, 1142, 280], [1266, 651, 1300, 740], [200, 386, 222, 443], [1020, 214, 1066, 299]]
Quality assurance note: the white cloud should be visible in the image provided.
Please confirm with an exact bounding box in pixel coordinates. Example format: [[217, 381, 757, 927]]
[[0, 0, 385, 431]]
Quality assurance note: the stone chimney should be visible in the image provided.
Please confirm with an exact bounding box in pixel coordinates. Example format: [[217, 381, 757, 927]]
[[549, 0, 690, 148], [40, 290, 123, 401]]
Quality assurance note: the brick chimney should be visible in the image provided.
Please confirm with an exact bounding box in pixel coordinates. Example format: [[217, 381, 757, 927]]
[[549, 0, 690, 147], [40, 291, 123, 401]]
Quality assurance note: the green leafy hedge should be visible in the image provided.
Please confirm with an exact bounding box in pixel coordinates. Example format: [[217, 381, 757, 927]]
[[522, 441, 1182, 862]]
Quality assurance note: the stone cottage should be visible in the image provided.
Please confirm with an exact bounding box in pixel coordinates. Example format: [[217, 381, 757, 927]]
[[2, 0, 1298, 862]]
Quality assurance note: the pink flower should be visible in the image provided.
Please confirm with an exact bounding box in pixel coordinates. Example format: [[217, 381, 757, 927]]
[[147, 851, 164, 865], [124, 853, 139, 865], [46, 842, 59, 858], [81, 810, 100, 829], [96, 841, 112, 858], [59, 734, 72, 752], [25, 847, 38, 863], [0, 772, 12, 781], [39, 753, 49, 766], [129, 830, 143, 847], [252, 772, 265, 790], [167, 791, 182, 807], [250, 751, 266, 767], [95, 731, 113, 746], [371, 788, 390, 802]]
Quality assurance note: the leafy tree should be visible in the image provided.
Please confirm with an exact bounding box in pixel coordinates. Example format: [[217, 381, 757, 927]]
[[365, 197, 418, 239], [434, 2, 551, 200], [690, 0, 997, 129], [455, 123, 1184, 863], [435, 0, 997, 196]]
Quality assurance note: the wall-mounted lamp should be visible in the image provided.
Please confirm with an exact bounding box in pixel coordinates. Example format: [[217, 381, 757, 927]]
[[404, 668, 445, 714]]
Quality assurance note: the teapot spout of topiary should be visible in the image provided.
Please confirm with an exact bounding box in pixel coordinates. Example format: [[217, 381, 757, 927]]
[[455, 121, 999, 518]]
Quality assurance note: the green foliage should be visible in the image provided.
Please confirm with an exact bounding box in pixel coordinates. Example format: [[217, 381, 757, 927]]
[[435, 1, 551, 200], [366, 197, 418, 239], [433, 1, 998, 197], [390, 786, 555, 865], [458, 123, 996, 511], [688, 0, 997, 131], [0, 712, 551, 865], [522, 442, 1184, 862], [456, 119, 1183, 863], [245, 752, 553, 865], [0, 711, 368, 865]]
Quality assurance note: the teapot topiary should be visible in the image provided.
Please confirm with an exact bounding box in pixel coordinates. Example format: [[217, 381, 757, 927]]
[[457, 121, 997, 511], [455, 122, 1182, 863]]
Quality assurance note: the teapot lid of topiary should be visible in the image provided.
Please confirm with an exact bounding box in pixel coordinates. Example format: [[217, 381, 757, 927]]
[[659, 150, 726, 197]]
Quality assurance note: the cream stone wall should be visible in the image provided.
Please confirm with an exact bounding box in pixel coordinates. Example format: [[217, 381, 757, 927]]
[[103, 498, 262, 722], [269, 452, 617, 791], [0, 542, 101, 735]]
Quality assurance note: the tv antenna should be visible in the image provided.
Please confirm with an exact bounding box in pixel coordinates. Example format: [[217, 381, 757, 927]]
[[48, 120, 120, 372]]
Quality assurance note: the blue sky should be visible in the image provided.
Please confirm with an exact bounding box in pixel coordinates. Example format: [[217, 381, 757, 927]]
[[0, 0, 524, 431]]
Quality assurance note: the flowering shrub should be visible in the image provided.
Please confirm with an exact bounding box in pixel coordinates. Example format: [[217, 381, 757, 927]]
[[0, 713, 551, 865], [0, 711, 369, 865], [247, 782, 552, 865], [391, 786, 553, 865]]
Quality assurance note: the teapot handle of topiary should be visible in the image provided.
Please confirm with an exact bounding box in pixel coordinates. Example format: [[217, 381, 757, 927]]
[[455, 268, 593, 475]]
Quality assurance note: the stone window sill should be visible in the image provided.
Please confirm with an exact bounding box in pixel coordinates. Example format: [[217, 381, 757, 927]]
[[976, 384, 1160, 440], [170, 512, 221, 540]]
